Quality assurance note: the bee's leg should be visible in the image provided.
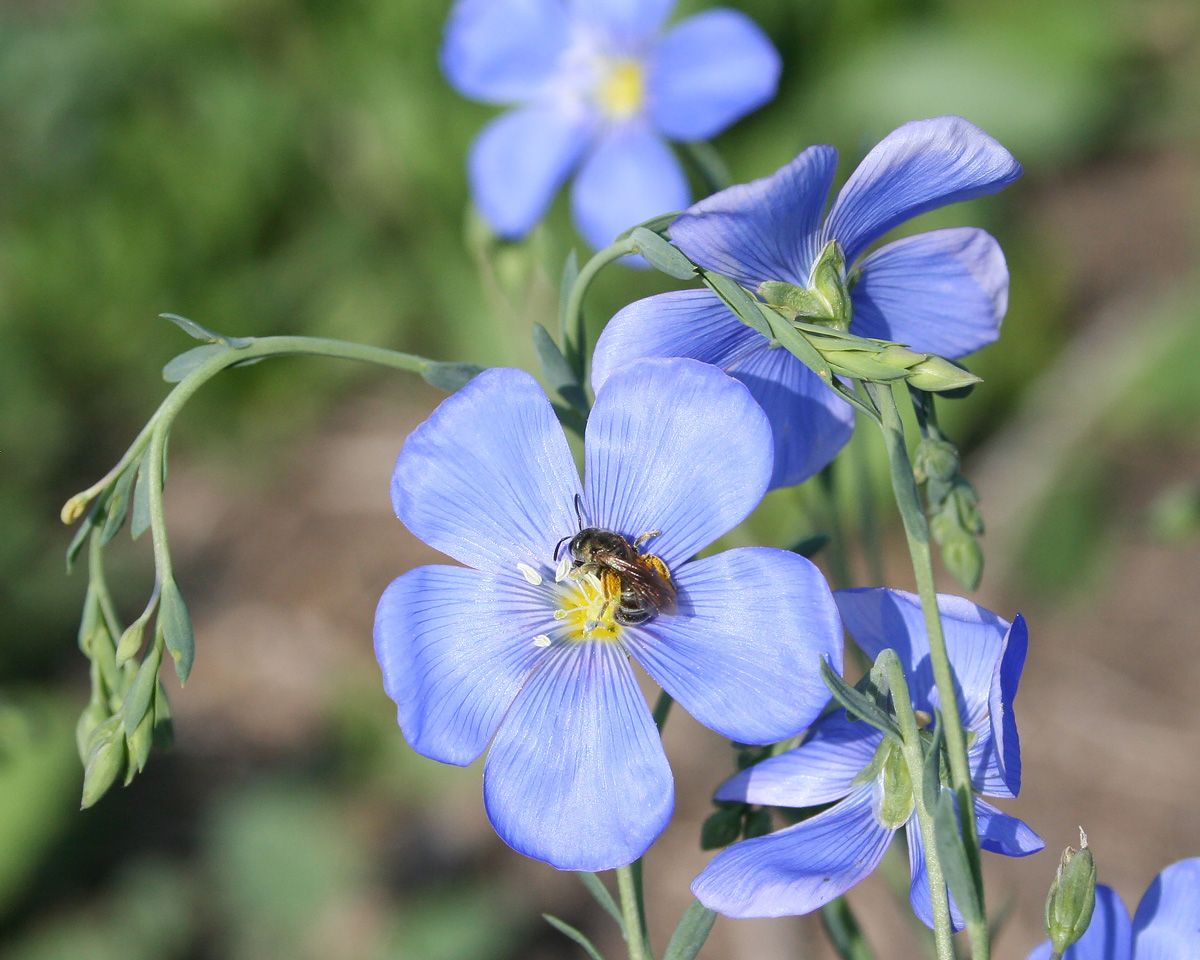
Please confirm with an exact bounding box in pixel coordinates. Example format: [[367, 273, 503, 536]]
[[634, 529, 662, 548], [642, 554, 673, 583], [590, 569, 624, 628]]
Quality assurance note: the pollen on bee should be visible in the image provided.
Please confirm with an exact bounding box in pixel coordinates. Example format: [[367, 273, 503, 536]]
[[532, 634, 552, 647], [516, 562, 543, 585]]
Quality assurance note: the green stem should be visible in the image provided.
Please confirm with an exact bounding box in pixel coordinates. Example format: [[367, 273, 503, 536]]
[[652, 690, 673, 733], [616, 863, 652, 960], [868, 382, 989, 959], [562, 238, 638, 381], [852, 382, 886, 587], [818, 461, 855, 590], [879, 653, 956, 960]]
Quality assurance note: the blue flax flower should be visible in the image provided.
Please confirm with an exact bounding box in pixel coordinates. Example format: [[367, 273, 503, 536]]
[[442, 0, 780, 248], [374, 357, 842, 872], [593, 116, 1021, 489], [691, 587, 1043, 924], [1028, 859, 1200, 960]]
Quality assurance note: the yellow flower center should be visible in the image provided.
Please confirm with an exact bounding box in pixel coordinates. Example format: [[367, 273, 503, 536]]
[[597, 59, 645, 122], [553, 570, 623, 642]]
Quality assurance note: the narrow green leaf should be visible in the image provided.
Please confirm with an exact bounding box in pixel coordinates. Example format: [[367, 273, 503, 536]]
[[921, 710, 945, 813], [159, 579, 195, 684], [788, 533, 829, 558], [99, 463, 138, 545], [131, 454, 153, 540], [662, 900, 717, 960], [160, 313, 252, 347], [122, 641, 163, 736], [552, 403, 587, 438], [701, 271, 771, 339], [422, 361, 486, 393], [630, 227, 697, 279], [820, 898, 876, 960], [533, 323, 589, 415], [701, 808, 743, 849], [934, 787, 984, 926], [81, 715, 126, 809], [152, 681, 174, 750], [67, 495, 107, 572], [578, 873, 623, 928], [543, 915, 606, 960], [820, 658, 901, 740], [760, 307, 834, 384], [559, 249, 579, 338], [163, 343, 228, 382], [126, 708, 154, 779], [615, 211, 681, 241]]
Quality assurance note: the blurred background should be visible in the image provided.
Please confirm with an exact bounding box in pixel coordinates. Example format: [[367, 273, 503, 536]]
[[1, 0, 1198, 957]]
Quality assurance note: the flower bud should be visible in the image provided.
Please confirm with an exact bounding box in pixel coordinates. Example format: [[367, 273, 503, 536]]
[[942, 533, 983, 592], [1044, 832, 1097, 956], [81, 716, 127, 809], [906, 355, 983, 393], [915, 439, 960, 484]]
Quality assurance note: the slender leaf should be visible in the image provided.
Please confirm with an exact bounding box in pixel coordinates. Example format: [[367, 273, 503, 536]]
[[701, 271, 771, 339], [99, 462, 138, 545], [543, 915, 606, 960], [160, 313, 252, 347], [630, 227, 696, 279], [559, 250, 579, 335], [616, 211, 681, 241], [422, 361, 486, 393], [921, 710, 945, 813], [163, 343, 228, 382], [760, 306, 834, 384], [159, 579, 194, 684], [934, 787, 984, 927], [122, 641, 163, 736], [578, 872, 623, 927], [533, 323, 589, 414], [66, 494, 106, 572], [820, 898, 876, 960], [820, 658, 901, 740], [663, 900, 717, 960], [131, 454, 153, 539], [788, 533, 829, 558]]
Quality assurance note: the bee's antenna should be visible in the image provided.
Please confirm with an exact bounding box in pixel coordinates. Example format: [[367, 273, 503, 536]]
[[573, 493, 585, 529], [554, 533, 573, 561]]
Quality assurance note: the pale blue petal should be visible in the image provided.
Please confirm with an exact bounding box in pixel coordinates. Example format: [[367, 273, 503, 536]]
[[834, 588, 1013, 729], [974, 798, 1043, 857], [1027, 886, 1133, 960], [725, 337, 855, 489], [851, 228, 1009, 359], [442, 0, 570, 103], [585, 358, 772, 569], [392, 367, 582, 574], [621, 547, 842, 743], [483, 640, 673, 871], [571, 124, 689, 249], [1132, 859, 1200, 960], [691, 786, 893, 918], [907, 823, 965, 932], [648, 9, 780, 141], [470, 105, 591, 239], [571, 0, 674, 51], [374, 566, 550, 765], [715, 711, 881, 807], [987, 614, 1028, 797], [670, 145, 837, 288], [824, 116, 1022, 265], [592, 289, 853, 489]]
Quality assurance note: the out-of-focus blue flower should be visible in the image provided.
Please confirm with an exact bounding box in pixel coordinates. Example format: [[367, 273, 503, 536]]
[[691, 587, 1043, 925], [374, 358, 842, 872], [1028, 859, 1200, 960], [593, 116, 1021, 489], [442, 0, 780, 249]]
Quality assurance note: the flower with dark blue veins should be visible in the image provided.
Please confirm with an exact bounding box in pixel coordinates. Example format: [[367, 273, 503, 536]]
[[691, 587, 1043, 924], [441, 0, 780, 249], [1028, 859, 1200, 960], [374, 357, 842, 872], [593, 116, 1021, 489]]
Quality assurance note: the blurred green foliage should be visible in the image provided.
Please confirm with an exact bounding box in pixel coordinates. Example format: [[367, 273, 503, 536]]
[[0, 0, 1196, 956]]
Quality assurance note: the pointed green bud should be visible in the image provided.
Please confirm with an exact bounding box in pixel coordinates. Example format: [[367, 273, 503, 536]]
[[942, 533, 984, 592], [75, 699, 109, 763], [906, 356, 984, 393], [915, 439, 960, 484], [1045, 829, 1097, 956], [953, 483, 984, 535], [81, 715, 127, 809]]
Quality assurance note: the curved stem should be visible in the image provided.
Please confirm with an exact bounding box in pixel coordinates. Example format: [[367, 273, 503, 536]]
[[869, 382, 989, 959], [616, 863, 652, 960], [562, 238, 638, 381], [879, 653, 956, 960]]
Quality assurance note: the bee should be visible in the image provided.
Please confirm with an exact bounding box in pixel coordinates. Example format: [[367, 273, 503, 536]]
[[555, 496, 677, 626]]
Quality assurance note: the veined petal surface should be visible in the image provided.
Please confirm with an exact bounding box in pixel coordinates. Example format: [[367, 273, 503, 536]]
[[442, 0, 570, 104], [824, 116, 1022, 265], [483, 640, 672, 871], [584, 358, 772, 569], [1132, 859, 1200, 960], [648, 9, 780, 142], [973, 798, 1043, 857], [392, 367, 582, 574], [851, 228, 1009, 359], [1026, 885, 1133, 960], [470, 105, 591, 239], [621, 547, 842, 743], [374, 566, 550, 765], [715, 711, 881, 807], [571, 123, 690, 250], [670, 145, 838, 288], [692, 786, 893, 918], [835, 588, 1013, 728]]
